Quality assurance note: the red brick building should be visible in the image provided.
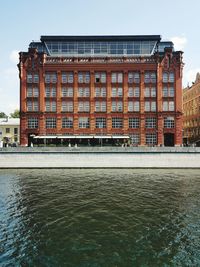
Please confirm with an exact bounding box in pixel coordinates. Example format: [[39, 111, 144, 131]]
[[18, 35, 184, 146], [183, 73, 200, 145]]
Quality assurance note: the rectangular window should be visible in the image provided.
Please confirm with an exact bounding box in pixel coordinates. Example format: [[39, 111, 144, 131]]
[[130, 134, 140, 145], [112, 101, 123, 112], [45, 73, 51, 83], [134, 87, 140, 97], [163, 86, 174, 97], [95, 87, 106, 97], [33, 101, 39, 111], [128, 101, 140, 112], [33, 74, 39, 83], [14, 128, 18, 135], [45, 73, 57, 83], [163, 101, 174, 111], [45, 87, 51, 97], [78, 87, 90, 97], [144, 101, 150, 112], [163, 72, 168, 83], [45, 101, 51, 112], [51, 87, 57, 97], [163, 87, 168, 97], [145, 117, 157, 128], [151, 87, 156, 97], [79, 117, 90, 128], [163, 72, 175, 83], [33, 87, 39, 97], [145, 72, 156, 83], [164, 117, 175, 128], [45, 101, 56, 112], [78, 101, 90, 112], [128, 72, 140, 83], [28, 117, 38, 129], [62, 87, 73, 97], [27, 73, 32, 83], [112, 117, 123, 128], [61, 72, 74, 83], [111, 72, 123, 83], [95, 72, 106, 83], [129, 118, 140, 128], [111, 87, 123, 97], [169, 72, 175, 83], [27, 100, 32, 111], [46, 118, 57, 128], [96, 118, 106, 128], [145, 101, 156, 112], [52, 101, 56, 112], [163, 101, 168, 111], [62, 117, 73, 128], [62, 101, 73, 112], [169, 87, 174, 97], [144, 87, 150, 97], [27, 87, 32, 97], [169, 101, 174, 111], [146, 133, 157, 145], [78, 72, 90, 83], [6, 128, 10, 133], [151, 101, 156, 112]]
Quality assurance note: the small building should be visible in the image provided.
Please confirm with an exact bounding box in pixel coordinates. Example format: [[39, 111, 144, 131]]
[[0, 118, 20, 147], [183, 73, 200, 145], [18, 35, 184, 147]]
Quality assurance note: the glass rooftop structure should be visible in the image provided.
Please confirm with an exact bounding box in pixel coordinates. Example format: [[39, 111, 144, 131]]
[[29, 35, 174, 57]]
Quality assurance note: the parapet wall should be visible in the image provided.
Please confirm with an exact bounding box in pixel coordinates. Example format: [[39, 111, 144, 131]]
[[0, 147, 200, 168]]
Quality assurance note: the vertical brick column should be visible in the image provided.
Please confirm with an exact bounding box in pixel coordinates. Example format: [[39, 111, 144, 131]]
[[73, 71, 78, 131], [39, 66, 45, 135], [123, 71, 128, 132], [175, 60, 183, 146], [107, 71, 112, 131], [90, 71, 95, 132], [19, 57, 28, 145], [56, 71, 61, 132], [140, 70, 145, 145], [157, 63, 163, 145]]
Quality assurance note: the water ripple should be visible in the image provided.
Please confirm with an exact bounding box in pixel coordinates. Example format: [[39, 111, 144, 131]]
[[0, 169, 200, 266]]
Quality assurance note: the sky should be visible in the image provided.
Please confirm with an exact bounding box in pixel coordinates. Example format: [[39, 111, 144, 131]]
[[0, 0, 200, 115]]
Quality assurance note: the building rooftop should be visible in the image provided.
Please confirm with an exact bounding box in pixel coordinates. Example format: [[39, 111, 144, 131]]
[[0, 118, 20, 126], [28, 34, 175, 57]]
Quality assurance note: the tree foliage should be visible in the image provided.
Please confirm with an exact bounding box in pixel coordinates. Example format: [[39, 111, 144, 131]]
[[10, 109, 20, 118], [0, 112, 7, 118]]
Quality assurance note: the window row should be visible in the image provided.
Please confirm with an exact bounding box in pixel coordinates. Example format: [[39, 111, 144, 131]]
[[27, 117, 175, 129], [26, 100, 175, 112], [26, 86, 175, 98], [27, 71, 175, 84]]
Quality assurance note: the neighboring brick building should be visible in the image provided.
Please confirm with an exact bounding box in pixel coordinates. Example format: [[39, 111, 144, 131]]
[[18, 35, 184, 146], [183, 73, 200, 145]]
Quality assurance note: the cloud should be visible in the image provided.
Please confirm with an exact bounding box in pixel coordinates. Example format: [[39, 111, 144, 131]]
[[9, 50, 19, 64], [184, 68, 200, 86], [170, 36, 187, 51]]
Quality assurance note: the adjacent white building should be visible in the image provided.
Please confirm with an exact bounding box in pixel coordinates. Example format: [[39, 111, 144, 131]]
[[0, 118, 20, 147]]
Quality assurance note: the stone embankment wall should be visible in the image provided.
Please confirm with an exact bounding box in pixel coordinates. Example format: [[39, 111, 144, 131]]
[[0, 147, 200, 168]]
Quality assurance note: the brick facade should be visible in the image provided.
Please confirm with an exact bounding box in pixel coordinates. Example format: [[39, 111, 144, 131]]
[[18, 35, 184, 146]]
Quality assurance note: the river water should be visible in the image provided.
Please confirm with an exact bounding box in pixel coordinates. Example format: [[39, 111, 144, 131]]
[[0, 169, 200, 267]]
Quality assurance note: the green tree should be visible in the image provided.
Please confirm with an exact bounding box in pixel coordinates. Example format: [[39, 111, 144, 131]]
[[10, 109, 20, 118], [0, 112, 7, 118]]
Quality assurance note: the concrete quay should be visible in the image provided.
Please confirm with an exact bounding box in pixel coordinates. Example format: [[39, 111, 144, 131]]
[[0, 147, 200, 169]]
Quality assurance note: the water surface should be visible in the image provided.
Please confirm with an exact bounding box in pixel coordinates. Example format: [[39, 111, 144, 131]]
[[0, 169, 200, 266]]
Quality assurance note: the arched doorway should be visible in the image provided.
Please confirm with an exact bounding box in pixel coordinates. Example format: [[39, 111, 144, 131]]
[[164, 133, 174, 147]]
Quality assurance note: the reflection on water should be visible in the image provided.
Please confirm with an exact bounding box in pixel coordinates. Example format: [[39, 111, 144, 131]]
[[0, 169, 200, 266]]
